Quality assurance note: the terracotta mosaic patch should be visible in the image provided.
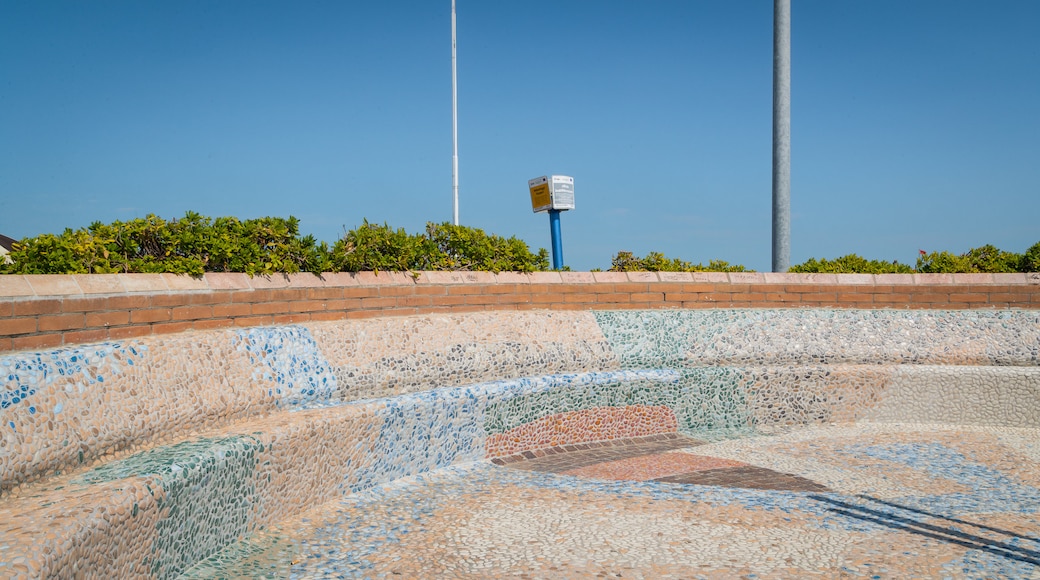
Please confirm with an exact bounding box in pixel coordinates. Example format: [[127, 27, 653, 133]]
[[484, 405, 678, 458]]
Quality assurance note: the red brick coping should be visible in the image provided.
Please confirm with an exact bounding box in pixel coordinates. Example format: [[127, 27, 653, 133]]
[[1, 271, 1037, 353]]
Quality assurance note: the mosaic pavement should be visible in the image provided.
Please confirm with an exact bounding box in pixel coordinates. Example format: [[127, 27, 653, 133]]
[[1, 309, 1038, 577], [181, 424, 1040, 579]]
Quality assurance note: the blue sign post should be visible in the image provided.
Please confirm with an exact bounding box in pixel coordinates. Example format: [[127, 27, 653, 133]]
[[528, 175, 574, 270], [548, 209, 564, 270]]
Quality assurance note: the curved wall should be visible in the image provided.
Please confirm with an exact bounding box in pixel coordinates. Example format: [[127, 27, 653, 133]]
[[2, 270, 1037, 352], [0, 273, 1038, 578]]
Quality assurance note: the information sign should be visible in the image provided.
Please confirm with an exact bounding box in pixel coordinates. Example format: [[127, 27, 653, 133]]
[[550, 175, 575, 210], [529, 176, 551, 213]]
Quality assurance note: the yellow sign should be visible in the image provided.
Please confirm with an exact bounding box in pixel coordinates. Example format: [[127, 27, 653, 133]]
[[529, 182, 551, 211]]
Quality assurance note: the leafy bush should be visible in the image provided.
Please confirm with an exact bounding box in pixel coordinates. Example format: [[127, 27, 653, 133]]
[[608, 251, 749, 272], [0, 214, 549, 275], [424, 222, 549, 273], [792, 243, 1039, 274], [203, 215, 333, 275], [1023, 242, 1040, 272], [611, 241, 1040, 274], [2, 229, 115, 275], [911, 251, 964, 274], [1, 213, 332, 276], [789, 255, 914, 274], [330, 220, 549, 273], [915, 244, 1025, 273], [330, 221, 437, 273]]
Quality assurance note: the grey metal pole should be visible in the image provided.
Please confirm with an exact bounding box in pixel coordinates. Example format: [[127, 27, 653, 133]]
[[772, 0, 791, 272], [451, 0, 459, 225]]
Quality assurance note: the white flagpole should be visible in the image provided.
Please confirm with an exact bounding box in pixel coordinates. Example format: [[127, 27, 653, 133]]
[[451, 0, 459, 225]]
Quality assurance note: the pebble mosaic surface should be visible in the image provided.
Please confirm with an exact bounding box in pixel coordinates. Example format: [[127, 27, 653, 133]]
[[181, 424, 1040, 579], [1, 308, 1038, 578], [309, 311, 619, 402], [594, 309, 1040, 367]]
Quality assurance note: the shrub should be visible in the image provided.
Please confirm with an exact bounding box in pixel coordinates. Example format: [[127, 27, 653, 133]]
[[0, 215, 551, 276], [793, 243, 1039, 274], [331, 221, 550, 273], [424, 222, 549, 273], [789, 255, 914, 274], [916, 244, 1025, 274], [608, 251, 749, 272], [200, 215, 333, 275], [0, 213, 332, 276], [962, 244, 1023, 273], [1, 229, 114, 275], [1022, 242, 1040, 272], [912, 251, 966, 274], [330, 220, 437, 273]]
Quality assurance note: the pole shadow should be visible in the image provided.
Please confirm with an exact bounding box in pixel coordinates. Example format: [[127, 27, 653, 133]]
[[808, 494, 1040, 568]]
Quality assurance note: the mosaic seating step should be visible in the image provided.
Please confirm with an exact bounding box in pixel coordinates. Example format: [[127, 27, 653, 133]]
[[0, 402, 386, 578], [0, 371, 689, 578], [4, 309, 1038, 495]]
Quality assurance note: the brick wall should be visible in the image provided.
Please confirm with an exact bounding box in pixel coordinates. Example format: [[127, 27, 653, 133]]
[[1, 271, 1038, 353]]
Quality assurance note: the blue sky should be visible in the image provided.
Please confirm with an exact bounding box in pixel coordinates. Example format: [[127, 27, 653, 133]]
[[2, 1, 1038, 272]]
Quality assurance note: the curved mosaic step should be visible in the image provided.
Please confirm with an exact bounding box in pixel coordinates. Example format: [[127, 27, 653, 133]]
[[5, 309, 1037, 494], [0, 311, 618, 494], [594, 309, 1040, 368], [0, 403, 383, 578], [0, 370, 677, 578]]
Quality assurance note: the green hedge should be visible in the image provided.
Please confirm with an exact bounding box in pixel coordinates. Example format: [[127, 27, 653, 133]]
[[792, 243, 1040, 274], [0, 214, 548, 276], [0, 213, 331, 276], [2, 212, 1036, 275]]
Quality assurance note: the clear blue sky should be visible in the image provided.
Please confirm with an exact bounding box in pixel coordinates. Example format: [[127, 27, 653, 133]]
[[2, 1, 1038, 272]]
